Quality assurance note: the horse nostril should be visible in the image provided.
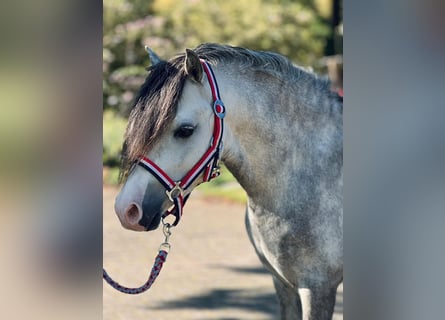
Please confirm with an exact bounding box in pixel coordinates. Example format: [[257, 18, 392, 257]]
[[124, 203, 142, 226]]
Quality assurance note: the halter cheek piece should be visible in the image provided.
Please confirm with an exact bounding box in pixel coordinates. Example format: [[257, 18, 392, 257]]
[[138, 60, 225, 227]]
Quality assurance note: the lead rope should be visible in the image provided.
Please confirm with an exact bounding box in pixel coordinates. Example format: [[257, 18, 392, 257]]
[[103, 221, 172, 294]]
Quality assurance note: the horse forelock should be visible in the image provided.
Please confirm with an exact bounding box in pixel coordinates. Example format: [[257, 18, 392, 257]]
[[120, 57, 187, 181]]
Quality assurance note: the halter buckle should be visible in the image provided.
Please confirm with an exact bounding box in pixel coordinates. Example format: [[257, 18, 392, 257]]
[[213, 99, 226, 119], [166, 182, 184, 202]]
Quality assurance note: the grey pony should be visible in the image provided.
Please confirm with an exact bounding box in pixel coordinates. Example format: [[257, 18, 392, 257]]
[[119, 44, 343, 319]]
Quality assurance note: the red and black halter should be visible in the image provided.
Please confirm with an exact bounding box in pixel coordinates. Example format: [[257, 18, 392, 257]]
[[137, 60, 225, 227]]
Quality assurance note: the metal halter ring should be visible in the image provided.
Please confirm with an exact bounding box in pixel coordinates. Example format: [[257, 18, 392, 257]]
[[165, 182, 184, 202]]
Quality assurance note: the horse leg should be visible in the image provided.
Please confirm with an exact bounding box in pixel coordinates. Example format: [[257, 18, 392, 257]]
[[272, 277, 339, 320], [298, 284, 337, 320], [273, 276, 303, 320]]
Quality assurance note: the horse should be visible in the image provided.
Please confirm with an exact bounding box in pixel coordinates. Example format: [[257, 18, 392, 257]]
[[114, 43, 343, 319]]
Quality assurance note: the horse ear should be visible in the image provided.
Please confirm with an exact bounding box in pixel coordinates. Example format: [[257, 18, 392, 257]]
[[144, 46, 162, 66], [184, 49, 203, 83]]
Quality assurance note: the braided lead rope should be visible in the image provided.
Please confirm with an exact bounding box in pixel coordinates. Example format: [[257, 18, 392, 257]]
[[103, 250, 168, 294], [103, 223, 172, 294]]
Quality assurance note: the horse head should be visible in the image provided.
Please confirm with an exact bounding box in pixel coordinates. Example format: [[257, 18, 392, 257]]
[[114, 48, 223, 231]]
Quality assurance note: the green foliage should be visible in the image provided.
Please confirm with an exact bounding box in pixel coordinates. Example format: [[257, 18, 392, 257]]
[[153, 0, 328, 65], [103, 110, 127, 166], [103, 0, 331, 114]]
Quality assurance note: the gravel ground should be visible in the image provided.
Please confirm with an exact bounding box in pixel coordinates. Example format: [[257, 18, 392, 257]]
[[104, 186, 343, 319]]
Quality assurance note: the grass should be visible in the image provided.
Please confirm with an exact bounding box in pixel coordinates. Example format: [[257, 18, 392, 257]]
[[195, 166, 247, 203], [103, 166, 121, 185]]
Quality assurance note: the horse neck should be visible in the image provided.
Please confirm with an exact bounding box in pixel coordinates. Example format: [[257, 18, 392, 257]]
[[215, 66, 343, 205]]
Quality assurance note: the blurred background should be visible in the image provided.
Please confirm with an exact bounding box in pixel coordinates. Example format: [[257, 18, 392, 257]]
[[1, 0, 444, 319], [0, 1, 103, 319]]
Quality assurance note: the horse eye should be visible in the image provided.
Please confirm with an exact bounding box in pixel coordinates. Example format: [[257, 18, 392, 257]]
[[174, 125, 195, 138]]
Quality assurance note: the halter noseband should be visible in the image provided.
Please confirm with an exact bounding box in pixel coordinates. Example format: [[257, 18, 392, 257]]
[[138, 60, 225, 227]]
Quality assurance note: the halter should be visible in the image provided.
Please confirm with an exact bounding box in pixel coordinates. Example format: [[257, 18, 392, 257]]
[[138, 60, 225, 227]]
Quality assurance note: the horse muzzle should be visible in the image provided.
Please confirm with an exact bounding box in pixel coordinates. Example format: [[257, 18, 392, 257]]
[[114, 190, 165, 232]]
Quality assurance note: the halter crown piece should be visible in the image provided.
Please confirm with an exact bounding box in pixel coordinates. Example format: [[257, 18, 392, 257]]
[[138, 59, 225, 227], [103, 59, 225, 294]]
